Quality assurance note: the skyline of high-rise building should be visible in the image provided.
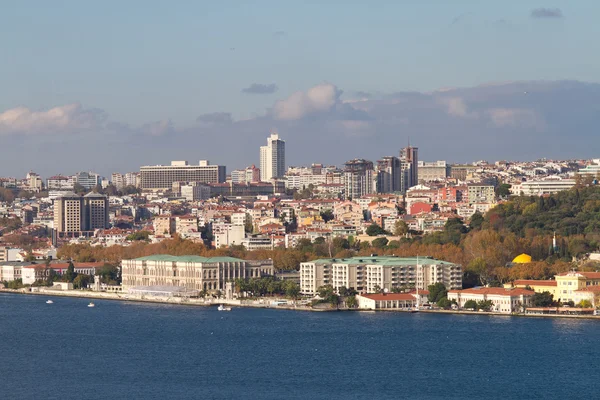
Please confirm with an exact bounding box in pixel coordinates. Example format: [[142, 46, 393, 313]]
[[344, 159, 375, 200], [53, 192, 109, 239], [259, 133, 285, 182], [400, 146, 419, 192]]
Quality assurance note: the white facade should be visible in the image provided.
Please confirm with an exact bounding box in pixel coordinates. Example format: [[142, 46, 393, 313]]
[[260, 133, 285, 181], [448, 288, 534, 314], [0, 264, 23, 282], [181, 183, 211, 201], [511, 178, 576, 196], [300, 256, 462, 296], [213, 223, 245, 248]]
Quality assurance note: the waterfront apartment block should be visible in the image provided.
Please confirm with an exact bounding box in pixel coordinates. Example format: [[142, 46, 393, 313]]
[[299, 256, 462, 295], [121, 255, 275, 293], [140, 160, 226, 191]]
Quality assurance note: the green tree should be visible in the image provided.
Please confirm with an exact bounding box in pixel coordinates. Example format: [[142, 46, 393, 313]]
[[371, 237, 389, 248], [73, 274, 92, 289], [366, 224, 386, 236], [496, 183, 512, 198], [464, 299, 478, 310], [63, 261, 77, 283], [126, 231, 151, 241], [469, 212, 484, 231], [531, 291, 555, 307], [437, 297, 452, 309], [476, 300, 494, 312], [346, 296, 358, 309], [427, 282, 448, 304], [393, 220, 409, 236], [578, 299, 592, 308], [320, 210, 335, 223]]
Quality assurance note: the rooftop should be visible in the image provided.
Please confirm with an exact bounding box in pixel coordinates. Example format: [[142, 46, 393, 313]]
[[133, 254, 245, 263], [308, 256, 457, 266]]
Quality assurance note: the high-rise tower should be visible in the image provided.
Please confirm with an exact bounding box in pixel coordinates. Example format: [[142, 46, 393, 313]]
[[259, 133, 285, 181], [400, 145, 418, 190]]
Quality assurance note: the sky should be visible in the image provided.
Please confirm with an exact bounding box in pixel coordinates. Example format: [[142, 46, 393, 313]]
[[1, 0, 599, 177]]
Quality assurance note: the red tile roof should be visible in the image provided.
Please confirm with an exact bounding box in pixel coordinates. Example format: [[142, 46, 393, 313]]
[[575, 285, 600, 292], [514, 280, 557, 287], [448, 288, 534, 296]]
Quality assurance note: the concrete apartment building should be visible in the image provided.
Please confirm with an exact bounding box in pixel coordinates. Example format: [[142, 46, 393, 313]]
[[180, 182, 211, 201], [121, 255, 275, 292], [47, 175, 75, 190], [400, 146, 418, 190], [344, 159, 375, 200], [260, 133, 285, 181], [140, 160, 226, 191], [466, 183, 495, 205], [53, 192, 109, 237], [376, 156, 401, 193], [300, 256, 462, 295], [417, 161, 448, 182]]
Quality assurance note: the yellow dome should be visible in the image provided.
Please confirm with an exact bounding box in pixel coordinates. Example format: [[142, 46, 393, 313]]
[[512, 253, 532, 264]]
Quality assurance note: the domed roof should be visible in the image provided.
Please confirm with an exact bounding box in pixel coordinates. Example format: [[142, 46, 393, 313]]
[[512, 253, 532, 264]]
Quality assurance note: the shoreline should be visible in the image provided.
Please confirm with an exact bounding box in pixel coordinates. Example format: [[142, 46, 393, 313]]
[[2, 289, 599, 320]]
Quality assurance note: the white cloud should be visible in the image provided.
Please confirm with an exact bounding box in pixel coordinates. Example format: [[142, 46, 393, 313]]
[[0, 103, 106, 135], [440, 97, 473, 118], [140, 119, 173, 136], [486, 108, 540, 127], [272, 83, 342, 120]]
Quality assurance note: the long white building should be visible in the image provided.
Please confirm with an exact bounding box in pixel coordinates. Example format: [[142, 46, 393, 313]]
[[140, 160, 226, 191], [300, 256, 462, 295], [511, 178, 576, 196], [121, 255, 275, 293]]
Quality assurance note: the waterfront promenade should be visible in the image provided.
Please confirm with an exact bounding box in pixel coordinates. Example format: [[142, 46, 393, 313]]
[[2, 288, 600, 320]]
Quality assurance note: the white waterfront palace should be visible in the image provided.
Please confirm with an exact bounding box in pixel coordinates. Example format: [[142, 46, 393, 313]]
[[121, 255, 275, 293]]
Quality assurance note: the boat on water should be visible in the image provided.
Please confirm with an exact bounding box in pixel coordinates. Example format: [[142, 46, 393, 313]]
[[46, 300, 54, 304], [217, 304, 232, 311], [87, 302, 95, 308]]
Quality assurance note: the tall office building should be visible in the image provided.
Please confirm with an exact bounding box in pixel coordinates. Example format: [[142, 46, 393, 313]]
[[344, 159, 375, 200], [74, 171, 102, 190], [140, 160, 226, 191], [400, 146, 418, 191], [260, 133, 285, 181], [53, 193, 85, 234], [53, 192, 109, 237], [84, 192, 110, 230], [376, 156, 401, 193]]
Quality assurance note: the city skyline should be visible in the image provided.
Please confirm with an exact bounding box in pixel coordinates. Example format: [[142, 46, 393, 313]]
[[2, 2, 600, 175]]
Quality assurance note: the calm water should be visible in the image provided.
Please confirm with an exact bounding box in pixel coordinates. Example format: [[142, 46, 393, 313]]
[[1, 293, 598, 400]]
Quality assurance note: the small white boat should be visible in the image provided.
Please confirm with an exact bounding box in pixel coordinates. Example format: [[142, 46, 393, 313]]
[[87, 302, 95, 308], [217, 304, 231, 311], [46, 300, 54, 304]]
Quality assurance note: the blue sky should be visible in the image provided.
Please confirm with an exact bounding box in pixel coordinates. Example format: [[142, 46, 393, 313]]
[[1, 1, 599, 176]]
